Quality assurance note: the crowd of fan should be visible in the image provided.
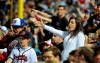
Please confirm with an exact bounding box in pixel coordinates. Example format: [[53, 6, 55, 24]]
[[0, 0, 100, 63]]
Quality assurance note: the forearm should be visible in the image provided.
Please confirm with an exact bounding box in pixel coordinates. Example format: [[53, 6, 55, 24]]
[[6, 58, 12, 63], [44, 25, 65, 38], [33, 9, 52, 18], [36, 15, 52, 22], [0, 48, 7, 54], [39, 27, 45, 37], [37, 11, 52, 18], [77, 8, 84, 18]]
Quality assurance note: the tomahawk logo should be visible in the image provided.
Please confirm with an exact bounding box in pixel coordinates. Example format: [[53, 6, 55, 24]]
[[13, 20, 17, 24]]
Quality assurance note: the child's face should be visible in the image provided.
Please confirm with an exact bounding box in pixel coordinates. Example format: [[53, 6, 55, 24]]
[[19, 37, 30, 47]]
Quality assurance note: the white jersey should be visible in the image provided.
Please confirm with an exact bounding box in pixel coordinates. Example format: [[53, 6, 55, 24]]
[[9, 47, 38, 63]]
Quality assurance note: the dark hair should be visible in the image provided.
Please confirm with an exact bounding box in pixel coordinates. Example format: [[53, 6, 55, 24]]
[[68, 17, 84, 38], [43, 46, 61, 60], [93, 46, 100, 57], [97, 4, 100, 7], [79, 47, 93, 63], [84, 10, 89, 14], [58, 5, 66, 10]]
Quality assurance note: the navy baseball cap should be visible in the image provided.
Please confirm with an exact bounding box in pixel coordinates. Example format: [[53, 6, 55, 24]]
[[19, 31, 31, 39], [12, 18, 25, 27]]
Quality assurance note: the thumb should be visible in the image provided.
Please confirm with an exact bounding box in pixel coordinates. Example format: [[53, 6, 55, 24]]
[[41, 19, 45, 26]]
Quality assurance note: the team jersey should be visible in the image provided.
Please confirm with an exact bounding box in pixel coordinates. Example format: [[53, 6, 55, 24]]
[[8, 47, 38, 63]]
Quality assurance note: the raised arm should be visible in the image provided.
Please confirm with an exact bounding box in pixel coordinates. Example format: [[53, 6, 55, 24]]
[[32, 9, 52, 18], [30, 9, 52, 23], [77, 7, 84, 18], [32, 20, 68, 38], [36, 14, 52, 23]]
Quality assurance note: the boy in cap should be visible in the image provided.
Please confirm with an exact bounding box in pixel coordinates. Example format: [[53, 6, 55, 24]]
[[6, 31, 38, 63], [0, 18, 26, 50], [7, 18, 35, 53]]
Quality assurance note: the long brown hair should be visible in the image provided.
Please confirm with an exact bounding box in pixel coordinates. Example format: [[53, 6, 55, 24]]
[[68, 17, 84, 38]]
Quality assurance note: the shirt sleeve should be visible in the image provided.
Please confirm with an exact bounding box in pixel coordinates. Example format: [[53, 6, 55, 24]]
[[44, 25, 68, 38], [8, 49, 15, 59], [76, 32, 85, 48], [30, 49, 38, 63]]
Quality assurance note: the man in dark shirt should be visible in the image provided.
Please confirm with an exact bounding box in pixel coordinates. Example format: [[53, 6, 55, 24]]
[[51, 5, 68, 31]]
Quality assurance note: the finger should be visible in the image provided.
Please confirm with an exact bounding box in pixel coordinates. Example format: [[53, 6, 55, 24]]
[[41, 19, 43, 24]]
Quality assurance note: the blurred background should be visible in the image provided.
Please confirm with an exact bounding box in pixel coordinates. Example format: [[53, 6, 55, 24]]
[[0, 0, 99, 30]]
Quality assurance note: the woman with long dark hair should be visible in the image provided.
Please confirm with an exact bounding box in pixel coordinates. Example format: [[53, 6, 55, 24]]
[[32, 16, 85, 62]]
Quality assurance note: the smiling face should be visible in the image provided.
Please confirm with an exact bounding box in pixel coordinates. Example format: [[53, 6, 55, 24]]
[[68, 18, 76, 32]]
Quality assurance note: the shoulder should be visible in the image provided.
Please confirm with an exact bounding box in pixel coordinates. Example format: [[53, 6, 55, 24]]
[[89, 14, 98, 19], [28, 47, 35, 52], [77, 32, 85, 39], [11, 47, 18, 51], [77, 31, 85, 37], [29, 48, 37, 55], [51, 16, 57, 18]]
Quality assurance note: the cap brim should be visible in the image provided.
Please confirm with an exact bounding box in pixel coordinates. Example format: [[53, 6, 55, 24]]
[[19, 35, 29, 38]]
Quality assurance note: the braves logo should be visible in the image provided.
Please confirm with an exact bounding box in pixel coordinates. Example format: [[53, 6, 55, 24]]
[[15, 55, 27, 62], [13, 20, 17, 24]]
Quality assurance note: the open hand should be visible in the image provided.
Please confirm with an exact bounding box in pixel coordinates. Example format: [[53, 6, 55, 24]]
[[34, 20, 45, 27]]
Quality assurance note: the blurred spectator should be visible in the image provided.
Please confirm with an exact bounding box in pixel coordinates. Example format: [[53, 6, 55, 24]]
[[0, 11, 4, 25], [43, 39, 53, 50], [0, 26, 8, 40], [63, 50, 78, 63], [46, 58, 60, 63], [86, 4, 100, 34], [43, 46, 61, 62], [0, 30, 15, 49], [77, 7, 91, 35], [51, 5, 68, 31], [51, 34, 63, 52], [0, 0, 6, 10], [78, 47, 94, 63], [93, 47, 100, 63]]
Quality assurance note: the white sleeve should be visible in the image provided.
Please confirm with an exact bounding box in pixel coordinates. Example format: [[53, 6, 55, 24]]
[[1, 48, 7, 52], [8, 49, 15, 59], [30, 49, 38, 63], [44, 25, 68, 38], [76, 32, 85, 48]]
